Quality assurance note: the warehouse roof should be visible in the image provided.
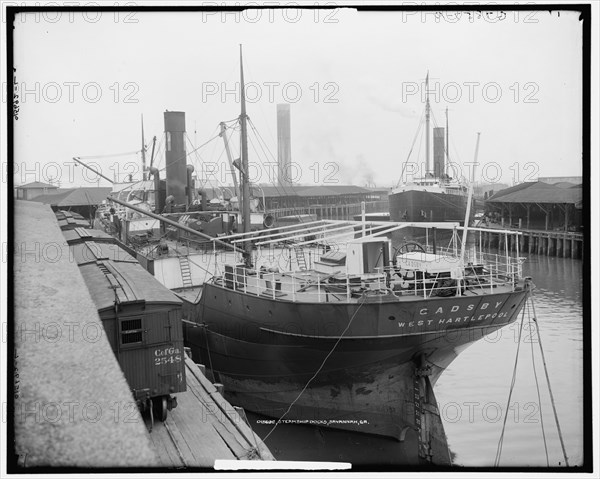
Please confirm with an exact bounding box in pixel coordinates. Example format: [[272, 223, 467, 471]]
[[252, 184, 374, 198], [16, 181, 58, 189], [29, 187, 113, 207], [487, 181, 582, 206]]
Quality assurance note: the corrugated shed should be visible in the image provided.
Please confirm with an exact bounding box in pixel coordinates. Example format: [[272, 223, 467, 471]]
[[30, 187, 112, 206], [251, 184, 372, 198], [295, 185, 340, 197], [17, 181, 58, 189], [487, 182, 536, 201], [487, 182, 582, 206]]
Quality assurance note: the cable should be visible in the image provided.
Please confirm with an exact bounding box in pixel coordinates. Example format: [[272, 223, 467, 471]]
[[529, 296, 570, 467], [77, 150, 141, 160], [494, 305, 526, 466], [527, 299, 549, 466], [261, 296, 368, 444], [395, 110, 425, 188]]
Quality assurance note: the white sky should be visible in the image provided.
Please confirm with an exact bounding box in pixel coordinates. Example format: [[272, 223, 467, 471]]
[[8, 5, 587, 190]]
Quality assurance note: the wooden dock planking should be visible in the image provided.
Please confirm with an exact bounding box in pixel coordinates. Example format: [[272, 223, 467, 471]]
[[146, 357, 273, 468], [185, 357, 274, 460]]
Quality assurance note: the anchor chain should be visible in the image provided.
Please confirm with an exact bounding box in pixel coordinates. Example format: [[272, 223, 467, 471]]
[[414, 363, 433, 461]]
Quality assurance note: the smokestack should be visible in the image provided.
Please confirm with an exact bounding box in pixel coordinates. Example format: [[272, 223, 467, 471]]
[[433, 127, 445, 178], [164, 111, 187, 205], [277, 104, 292, 188]]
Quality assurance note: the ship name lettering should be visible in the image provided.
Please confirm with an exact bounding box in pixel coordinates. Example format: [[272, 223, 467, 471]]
[[496, 301, 503, 308], [451, 305, 459, 312], [435, 307, 444, 314], [419, 308, 427, 315], [467, 304, 474, 311], [397, 311, 507, 329]]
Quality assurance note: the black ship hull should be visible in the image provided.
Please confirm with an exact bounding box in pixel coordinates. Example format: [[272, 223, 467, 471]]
[[389, 190, 469, 223], [183, 282, 529, 464]]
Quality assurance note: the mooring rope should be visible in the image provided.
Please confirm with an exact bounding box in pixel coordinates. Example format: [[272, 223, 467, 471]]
[[494, 305, 526, 466], [529, 296, 570, 466], [527, 299, 550, 466], [495, 294, 570, 467], [261, 297, 368, 444]]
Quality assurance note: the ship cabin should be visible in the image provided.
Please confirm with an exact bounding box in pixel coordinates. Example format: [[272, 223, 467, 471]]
[[395, 176, 467, 196]]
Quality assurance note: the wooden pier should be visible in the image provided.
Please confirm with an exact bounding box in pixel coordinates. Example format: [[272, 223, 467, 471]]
[[146, 355, 274, 468], [476, 226, 583, 259]]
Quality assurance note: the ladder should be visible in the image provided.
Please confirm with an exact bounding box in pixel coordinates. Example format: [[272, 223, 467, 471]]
[[294, 247, 308, 271], [179, 256, 193, 288]]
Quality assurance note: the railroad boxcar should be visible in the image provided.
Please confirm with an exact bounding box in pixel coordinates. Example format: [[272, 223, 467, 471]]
[[61, 226, 186, 421]]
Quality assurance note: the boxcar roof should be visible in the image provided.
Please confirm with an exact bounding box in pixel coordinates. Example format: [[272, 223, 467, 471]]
[[70, 241, 138, 266], [79, 260, 182, 311], [62, 227, 114, 243]]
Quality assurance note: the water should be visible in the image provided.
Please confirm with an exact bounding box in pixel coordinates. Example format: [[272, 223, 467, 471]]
[[245, 254, 584, 468], [435, 255, 583, 467]]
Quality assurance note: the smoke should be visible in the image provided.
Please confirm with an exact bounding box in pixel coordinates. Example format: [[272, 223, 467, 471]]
[[355, 154, 375, 187], [366, 92, 418, 119]]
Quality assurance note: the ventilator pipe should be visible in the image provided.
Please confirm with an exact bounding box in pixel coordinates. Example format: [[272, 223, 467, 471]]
[[186, 165, 195, 207], [149, 166, 163, 214]]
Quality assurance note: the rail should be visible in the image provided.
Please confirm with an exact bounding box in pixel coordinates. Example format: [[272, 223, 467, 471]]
[[386, 253, 522, 299], [214, 246, 524, 303]]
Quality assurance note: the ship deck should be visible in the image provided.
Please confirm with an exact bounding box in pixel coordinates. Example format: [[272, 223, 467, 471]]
[[217, 268, 519, 304]]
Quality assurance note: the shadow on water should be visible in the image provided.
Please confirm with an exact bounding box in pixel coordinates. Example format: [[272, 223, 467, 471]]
[[245, 411, 457, 466]]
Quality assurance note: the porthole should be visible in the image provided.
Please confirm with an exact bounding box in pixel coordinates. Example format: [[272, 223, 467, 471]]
[[246, 305, 250, 311], [388, 315, 396, 321]]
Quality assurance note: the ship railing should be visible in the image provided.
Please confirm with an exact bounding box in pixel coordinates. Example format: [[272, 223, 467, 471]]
[[219, 264, 369, 303], [423, 246, 523, 279], [383, 248, 523, 298]]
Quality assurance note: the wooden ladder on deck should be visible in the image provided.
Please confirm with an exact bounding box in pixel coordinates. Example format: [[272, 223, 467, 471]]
[[294, 247, 308, 271], [179, 256, 193, 288]]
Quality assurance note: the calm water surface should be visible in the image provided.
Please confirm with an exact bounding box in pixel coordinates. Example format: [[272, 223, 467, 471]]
[[246, 255, 584, 468]]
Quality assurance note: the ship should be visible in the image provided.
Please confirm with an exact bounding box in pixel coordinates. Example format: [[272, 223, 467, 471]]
[[175, 55, 531, 465], [389, 73, 471, 224], [108, 53, 531, 465]]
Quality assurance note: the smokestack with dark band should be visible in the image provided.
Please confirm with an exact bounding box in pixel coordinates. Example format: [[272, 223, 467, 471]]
[[164, 111, 188, 205], [433, 127, 445, 178], [277, 104, 292, 188]]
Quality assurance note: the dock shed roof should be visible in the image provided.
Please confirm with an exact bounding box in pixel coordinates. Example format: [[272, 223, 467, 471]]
[[30, 187, 113, 207], [487, 181, 582, 206]]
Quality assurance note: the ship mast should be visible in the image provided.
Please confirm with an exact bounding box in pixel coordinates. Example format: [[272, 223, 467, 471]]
[[141, 115, 147, 181], [425, 71, 430, 176], [239, 45, 252, 265], [220, 122, 240, 199], [459, 132, 480, 265], [445, 107, 449, 177]]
